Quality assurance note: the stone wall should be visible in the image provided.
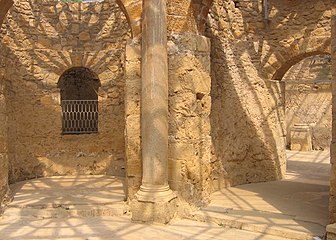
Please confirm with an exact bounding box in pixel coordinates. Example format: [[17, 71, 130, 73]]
[[284, 55, 332, 150], [167, 33, 213, 208], [330, 14, 336, 224], [205, 0, 332, 79], [0, 1, 131, 182], [206, 0, 288, 187], [0, 0, 332, 217], [124, 40, 141, 199], [327, 223, 336, 240], [0, 68, 10, 211]]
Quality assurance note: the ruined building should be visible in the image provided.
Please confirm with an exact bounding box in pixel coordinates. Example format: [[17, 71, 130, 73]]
[[0, 0, 335, 237]]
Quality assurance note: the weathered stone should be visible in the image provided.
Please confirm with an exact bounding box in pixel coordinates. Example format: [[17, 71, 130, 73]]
[[131, 198, 177, 224], [0, 0, 334, 226], [290, 124, 313, 151], [0, 0, 131, 183]]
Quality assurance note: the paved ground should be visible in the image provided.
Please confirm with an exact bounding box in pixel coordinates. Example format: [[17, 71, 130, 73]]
[[7, 175, 127, 208], [192, 150, 330, 239], [0, 150, 330, 239], [0, 216, 290, 240]]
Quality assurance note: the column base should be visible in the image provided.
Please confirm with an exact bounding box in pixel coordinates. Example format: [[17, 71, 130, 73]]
[[131, 185, 177, 223]]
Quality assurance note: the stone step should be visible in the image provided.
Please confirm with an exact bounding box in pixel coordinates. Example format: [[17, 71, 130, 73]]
[[3, 203, 129, 219], [189, 208, 325, 240]]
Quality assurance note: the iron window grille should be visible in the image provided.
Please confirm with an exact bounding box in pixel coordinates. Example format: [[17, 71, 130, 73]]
[[61, 100, 98, 134]]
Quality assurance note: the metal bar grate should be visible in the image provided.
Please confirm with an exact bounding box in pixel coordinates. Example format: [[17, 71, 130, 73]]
[[61, 100, 98, 134]]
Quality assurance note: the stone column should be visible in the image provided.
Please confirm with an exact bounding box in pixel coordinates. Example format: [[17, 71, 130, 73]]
[[131, 0, 177, 223]]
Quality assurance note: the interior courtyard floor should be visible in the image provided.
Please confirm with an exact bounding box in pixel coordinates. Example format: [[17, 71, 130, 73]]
[[0, 150, 330, 240], [191, 150, 330, 239]]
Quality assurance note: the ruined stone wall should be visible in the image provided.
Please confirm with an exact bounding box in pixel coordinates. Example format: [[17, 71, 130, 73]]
[[125, 33, 213, 210], [204, 0, 332, 78], [205, 0, 333, 187], [284, 55, 332, 150], [235, 0, 332, 79], [0, 1, 131, 183], [124, 40, 141, 199], [167, 34, 213, 208]]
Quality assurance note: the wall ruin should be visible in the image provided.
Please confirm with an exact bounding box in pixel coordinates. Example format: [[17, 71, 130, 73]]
[[0, 0, 333, 220], [0, 1, 131, 182], [206, 0, 288, 187]]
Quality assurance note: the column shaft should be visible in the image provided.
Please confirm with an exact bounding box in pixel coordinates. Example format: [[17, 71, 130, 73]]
[[141, 0, 168, 187], [136, 0, 175, 202]]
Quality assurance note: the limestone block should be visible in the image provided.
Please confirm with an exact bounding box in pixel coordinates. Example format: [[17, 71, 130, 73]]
[[327, 224, 336, 240], [290, 124, 312, 151], [167, 15, 197, 34], [126, 43, 141, 61], [127, 163, 142, 177], [196, 35, 211, 52], [168, 141, 195, 160], [167, 0, 191, 16], [125, 115, 140, 134], [168, 159, 183, 182], [131, 198, 177, 224]]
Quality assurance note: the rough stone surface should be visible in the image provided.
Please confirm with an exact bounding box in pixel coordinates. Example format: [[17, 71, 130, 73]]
[[328, 232, 336, 240], [0, 0, 334, 227], [205, 0, 333, 189], [124, 40, 141, 199], [0, 65, 10, 211], [0, 1, 131, 183], [131, 198, 178, 224], [328, 224, 336, 240], [330, 14, 336, 224], [206, 1, 288, 187]]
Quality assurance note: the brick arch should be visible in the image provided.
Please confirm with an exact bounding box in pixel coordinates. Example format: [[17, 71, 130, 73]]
[[269, 38, 331, 80], [272, 50, 331, 80], [0, 0, 142, 38]]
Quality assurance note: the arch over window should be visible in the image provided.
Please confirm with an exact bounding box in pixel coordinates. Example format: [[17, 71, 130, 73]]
[[57, 67, 101, 134]]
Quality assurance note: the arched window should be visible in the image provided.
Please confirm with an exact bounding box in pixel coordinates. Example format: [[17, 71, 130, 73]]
[[57, 67, 101, 134]]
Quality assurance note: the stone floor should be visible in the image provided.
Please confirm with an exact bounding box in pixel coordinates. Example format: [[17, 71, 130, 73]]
[[191, 150, 330, 239], [0, 150, 330, 239]]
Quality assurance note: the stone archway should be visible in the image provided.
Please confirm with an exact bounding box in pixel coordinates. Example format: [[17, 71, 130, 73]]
[[272, 49, 331, 80], [0, 0, 142, 38], [266, 38, 331, 80]]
